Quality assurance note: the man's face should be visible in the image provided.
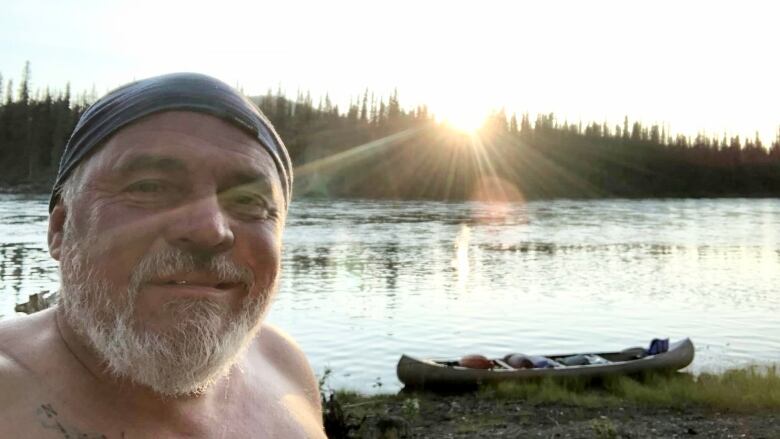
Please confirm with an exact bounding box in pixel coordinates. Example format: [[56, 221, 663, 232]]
[[52, 111, 286, 395]]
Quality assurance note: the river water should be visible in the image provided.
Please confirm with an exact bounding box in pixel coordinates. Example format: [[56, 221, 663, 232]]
[[1, 195, 779, 392]]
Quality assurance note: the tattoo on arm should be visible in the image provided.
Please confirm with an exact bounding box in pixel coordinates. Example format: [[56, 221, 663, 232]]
[[36, 403, 114, 439]]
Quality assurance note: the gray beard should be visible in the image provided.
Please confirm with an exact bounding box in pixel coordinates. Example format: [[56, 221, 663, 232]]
[[58, 221, 271, 397]]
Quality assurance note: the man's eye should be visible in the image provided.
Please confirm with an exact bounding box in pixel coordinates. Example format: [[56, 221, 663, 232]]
[[233, 194, 260, 205], [223, 190, 263, 206], [224, 193, 274, 218], [126, 180, 171, 194]]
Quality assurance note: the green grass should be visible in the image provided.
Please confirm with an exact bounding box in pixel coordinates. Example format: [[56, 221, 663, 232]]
[[590, 417, 618, 439], [332, 389, 391, 405], [479, 366, 780, 412], [482, 375, 622, 408]]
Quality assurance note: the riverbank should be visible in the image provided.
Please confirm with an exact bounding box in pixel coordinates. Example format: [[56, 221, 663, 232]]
[[323, 367, 779, 438], [4, 179, 780, 201], [0, 180, 51, 195]]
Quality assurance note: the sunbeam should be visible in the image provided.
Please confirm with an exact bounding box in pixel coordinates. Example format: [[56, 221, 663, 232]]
[[294, 127, 424, 178]]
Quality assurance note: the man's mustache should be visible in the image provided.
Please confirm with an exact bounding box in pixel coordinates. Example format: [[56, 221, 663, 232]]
[[129, 248, 255, 291]]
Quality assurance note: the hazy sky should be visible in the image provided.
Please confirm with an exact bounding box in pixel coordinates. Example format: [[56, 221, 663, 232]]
[[1, 0, 778, 142]]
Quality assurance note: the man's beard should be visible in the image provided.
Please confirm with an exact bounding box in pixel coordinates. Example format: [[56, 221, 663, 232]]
[[58, 219, 273, 397]]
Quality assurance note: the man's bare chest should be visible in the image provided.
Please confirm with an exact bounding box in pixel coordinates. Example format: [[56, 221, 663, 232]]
[[3, 387, 318, 438]]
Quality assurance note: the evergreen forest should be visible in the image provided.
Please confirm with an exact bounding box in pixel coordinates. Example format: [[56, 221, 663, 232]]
[[2, 63, 779, 200]]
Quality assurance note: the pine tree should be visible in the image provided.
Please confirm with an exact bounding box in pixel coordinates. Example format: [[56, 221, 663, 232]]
[[622, 116, 629, 140], [369, 93, 377, 125], [347, 97, 358, 122], [754, 132, 763, 151], [631, 122, 642, 141], [377, 99, 386, 128], [770, 127, 780, 158], [494, 108, 508, 132], [387, 88, 400, 122], [19, 61, 31, 105], [520, 113, 531, 137], [650, 124, 660, 144], [360, 90, 368, 123], [49, 83, 72, 169], [5, 79, 13, 105], [661, 125, 667, 146], [275, 85, 287, 131]]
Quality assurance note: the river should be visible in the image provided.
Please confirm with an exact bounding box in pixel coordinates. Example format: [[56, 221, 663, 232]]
[[1, 195, 779, 392]]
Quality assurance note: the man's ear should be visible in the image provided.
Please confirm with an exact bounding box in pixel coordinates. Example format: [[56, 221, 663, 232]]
[[48, 203, 67, 261]]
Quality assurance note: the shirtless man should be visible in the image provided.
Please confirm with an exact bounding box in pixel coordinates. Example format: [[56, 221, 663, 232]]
[[0, 73, 325, 438]]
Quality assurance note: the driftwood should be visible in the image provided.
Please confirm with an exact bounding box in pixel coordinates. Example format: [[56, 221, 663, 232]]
[[15, 291, 58, 314]]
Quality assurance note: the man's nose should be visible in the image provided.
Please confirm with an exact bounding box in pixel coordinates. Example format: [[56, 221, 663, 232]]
[[165, 194, 234, 254]]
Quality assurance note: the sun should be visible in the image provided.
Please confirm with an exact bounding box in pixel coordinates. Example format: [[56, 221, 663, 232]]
[[439, 108, 487, 134]]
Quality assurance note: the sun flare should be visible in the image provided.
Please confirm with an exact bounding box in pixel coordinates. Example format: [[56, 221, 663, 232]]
[[439, 109, 487, 134]]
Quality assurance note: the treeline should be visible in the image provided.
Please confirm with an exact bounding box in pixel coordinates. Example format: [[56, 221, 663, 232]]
[[1, 63, 780, 199], [0, 63, 93, 184]]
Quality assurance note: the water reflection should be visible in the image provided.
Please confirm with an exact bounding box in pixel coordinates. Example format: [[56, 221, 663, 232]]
[[290, 247, 334, 277], [478, 242, 780, 261], [383, 241, 399, 293], [2, 195, 780, 391], [453, 224, 470, 291], [0, 243, 59, 318]]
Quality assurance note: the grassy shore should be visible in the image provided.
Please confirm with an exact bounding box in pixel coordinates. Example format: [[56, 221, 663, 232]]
[[324, 366, 779, 438], [482, 366, 780, 412]]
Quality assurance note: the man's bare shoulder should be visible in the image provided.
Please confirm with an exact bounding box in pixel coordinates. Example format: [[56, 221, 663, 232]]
[[0, 350, 37, 435], [0, 309, 55, 367], [0, 311, 54, 426], [0, 308, 57, 356], [255, 323, 323, 417], [0, 343, 30, 395], [256, 323, 307, 359]]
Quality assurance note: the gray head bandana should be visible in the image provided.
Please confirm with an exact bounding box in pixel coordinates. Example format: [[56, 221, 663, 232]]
[[50, 72, 292, 211]]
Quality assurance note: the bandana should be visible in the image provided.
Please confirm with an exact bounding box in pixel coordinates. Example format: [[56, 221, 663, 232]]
[[50, 72, 292, 211]]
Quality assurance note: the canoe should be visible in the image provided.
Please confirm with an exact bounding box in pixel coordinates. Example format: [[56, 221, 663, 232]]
[[397, 338, 694, 389]]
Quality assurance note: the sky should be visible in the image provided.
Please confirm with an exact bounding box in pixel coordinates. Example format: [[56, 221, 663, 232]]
[[1, 0, 778, 143]]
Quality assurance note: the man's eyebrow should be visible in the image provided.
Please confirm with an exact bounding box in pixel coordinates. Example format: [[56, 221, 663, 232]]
[[111, 155, 187, 174], [224, 172, 274, 192]]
